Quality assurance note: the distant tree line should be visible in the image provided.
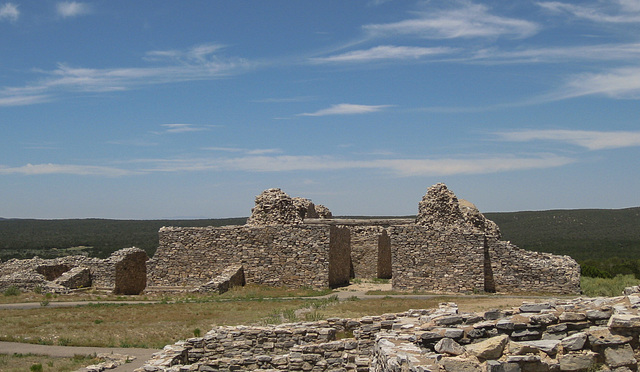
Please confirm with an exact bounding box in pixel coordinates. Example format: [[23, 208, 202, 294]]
[[0, 218, 246, 260], [1, 208, 639, 279]]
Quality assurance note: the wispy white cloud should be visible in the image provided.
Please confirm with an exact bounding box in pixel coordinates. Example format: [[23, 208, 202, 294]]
[[471, 43, 640, 64], [311, 45, 455, 63], [553, 66, 640, 100], [56, 1, 91, 18], [538, 1, 640, 23], [496, 129, 640, 150], [159, 124, 214, 134], [0, 44, 253, 106], [364, 2, 539, 39], [252, 96, 316, 103], [0, 2, 18, 22], [136, 153, 573, 176], [204, 147, 283, 155], [298, 103, 392, 116], [0, 152, 573, 178], [0, 95, 50, 106], [0, 163, 139, 177]]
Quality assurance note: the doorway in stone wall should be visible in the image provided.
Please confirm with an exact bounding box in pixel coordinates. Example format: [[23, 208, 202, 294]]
[[483, 237, 496, 293]]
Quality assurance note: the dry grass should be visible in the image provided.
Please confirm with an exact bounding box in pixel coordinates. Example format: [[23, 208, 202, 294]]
[[0, 284, 565, 351], [0, 284, 332, 304], [0, 299, 308, 348], [0, 353, 101, 372], [323, 296, 530, 319]]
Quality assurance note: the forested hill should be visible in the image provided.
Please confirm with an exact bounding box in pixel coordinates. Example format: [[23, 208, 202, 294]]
[[0, 218, 246, 259], [1, 207, 639, 263], [485, 207, 640, 261]]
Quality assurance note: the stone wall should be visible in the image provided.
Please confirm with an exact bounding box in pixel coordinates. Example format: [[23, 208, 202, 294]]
[[388, 225, 579, 294], [0, 247, 148, 294], [140, 295, 640, 372], [147, 224, 351, 289], [389, 226, 487, 293], [488, 239, 581, 294], [349, 226, 384, 279]]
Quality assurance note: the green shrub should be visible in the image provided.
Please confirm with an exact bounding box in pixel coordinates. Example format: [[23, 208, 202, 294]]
[[581, 274, 640, 297], [193, 328, 201, 337], [3, 285, 20, 296], [29, 363, 43, 372]]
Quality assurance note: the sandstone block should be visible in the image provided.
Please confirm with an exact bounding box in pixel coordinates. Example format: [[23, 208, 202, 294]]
[[465, 334, 509, 360]]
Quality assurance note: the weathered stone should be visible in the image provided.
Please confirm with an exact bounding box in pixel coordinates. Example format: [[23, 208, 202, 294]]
[[604, 344, 637, 368], [588, 328, 632, 347], [434, 338, 465, 356], [517, 340, 560, 355], [607, 314, 640, 329], [560, 332, 587, 351], [246, 188, 303, 226], [439, 356, 482, 372], [53, 266, 91, 289], [465, 334, 509, 360], [558, 352, 596, 371], [519, 303, 551, 313], [558, 312, 587, 322]]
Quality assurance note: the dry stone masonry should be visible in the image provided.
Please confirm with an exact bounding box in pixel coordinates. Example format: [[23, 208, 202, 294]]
[[0, 247, 148, 294], [139, 295, 640, 372], [0, 183, 580, 296], [148, 183, 580, 295]]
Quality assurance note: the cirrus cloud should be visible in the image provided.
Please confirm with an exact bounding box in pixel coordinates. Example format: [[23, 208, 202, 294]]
[[364, 2, 539, 39], [496, 129, 640, 150], [298, 103, 392, 116], [311, 45, 455, 63]]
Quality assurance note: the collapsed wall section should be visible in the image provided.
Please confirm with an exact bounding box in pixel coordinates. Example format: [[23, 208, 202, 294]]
[[388, 225, 486, 293], [0, 247, 148, 294], [147, 224, 350, 289], [487, 239, 580, 294]]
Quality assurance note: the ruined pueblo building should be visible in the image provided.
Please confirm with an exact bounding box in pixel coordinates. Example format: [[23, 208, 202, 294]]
[[0, 247, 148, 295], [148, 183, 580, 294]]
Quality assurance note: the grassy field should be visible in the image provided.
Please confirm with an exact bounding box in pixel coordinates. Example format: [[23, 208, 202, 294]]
[[0, 284, 534, 349], [1, 275, 637, 371], [0, 353, 101, 372]]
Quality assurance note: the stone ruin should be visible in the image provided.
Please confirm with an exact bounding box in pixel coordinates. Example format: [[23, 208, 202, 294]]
[[147, 183, 580, 295], [1, 183, 580, 295], [246, 188, 332, 226], [140, 295, 640, 372], [0, 247, 148, 294]]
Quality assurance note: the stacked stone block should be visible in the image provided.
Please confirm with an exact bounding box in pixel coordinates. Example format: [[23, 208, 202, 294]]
[[139, 295, 640, 372], [0, 247, 148, 294], [147, 224, 350, 290]]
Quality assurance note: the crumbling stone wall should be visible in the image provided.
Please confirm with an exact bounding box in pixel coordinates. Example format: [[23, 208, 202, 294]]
[[488, 239, 580, 294], [386, 184, 579, 294], [147, 224, 351, 289], [0, 247, 148, 294], [149, 184, 579, 294], [141, 296, 640, 372], [110, 248, 148, 295]]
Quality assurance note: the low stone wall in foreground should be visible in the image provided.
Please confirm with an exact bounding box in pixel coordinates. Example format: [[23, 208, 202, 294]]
[[139, 294, 640, 371]]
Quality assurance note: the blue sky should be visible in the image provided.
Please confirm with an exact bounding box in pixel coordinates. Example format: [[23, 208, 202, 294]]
[[1, 1, 639, 219]]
